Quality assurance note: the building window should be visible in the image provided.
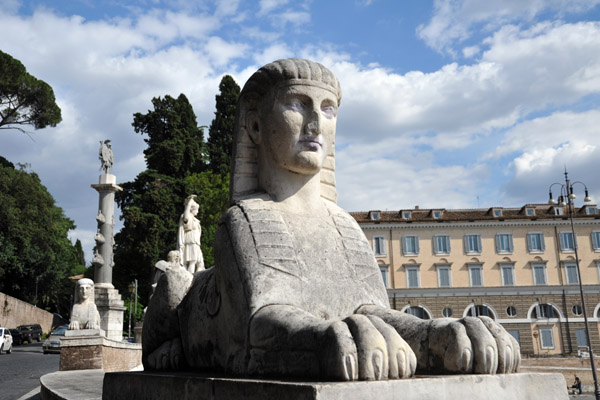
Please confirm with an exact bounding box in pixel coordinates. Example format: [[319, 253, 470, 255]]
[[501, 264, 516, 286], [533, 304, 557, 319], [506, 306, 517, 317], [555, 207, 564, 216], [532, 263, 547, 285], [587, 207, 598, 215], [526, 208, 535, 216], [469, 265, 483, 286], [437, 265, 452, 288], [404, 306, 430, 319], [496, 233, 514, 254], [402, 235, 420, 255], [467, 304, 493, 318], [539, 327, 555, 349], [380, 266, 389, 288], [560, 231, 575, 252], [433, 235, 451, 255], [402, 211, 411, 219], [373, 236, 386, 256], [576, 329, 588, 348], [508, 330, 521, 345], [572, 304, 583, 316], [442, 307, 453, 317], [370, 211, 380, 221], [592, 231, 600, 251], [406, 267, 420, 288], [527, 232, 545, 253], [464, 234, 482, 254], [493, 209, 502, 217], [432, 210, 442, 219], [565, 263, 579, 285]]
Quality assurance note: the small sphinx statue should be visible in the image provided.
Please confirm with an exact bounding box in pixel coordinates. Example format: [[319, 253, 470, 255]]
[[69, 278, 101, 330], [143, 58, 520, 380]]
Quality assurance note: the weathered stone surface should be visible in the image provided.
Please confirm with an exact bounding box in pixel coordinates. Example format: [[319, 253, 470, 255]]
[[60, 335, 141, 372], [102, 372, 568, 400], [69, 278, 101, 331], [142, 58, 520, 381]]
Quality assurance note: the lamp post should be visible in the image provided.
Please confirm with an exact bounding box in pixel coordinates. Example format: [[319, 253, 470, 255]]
[[548, 169, 598, 399]]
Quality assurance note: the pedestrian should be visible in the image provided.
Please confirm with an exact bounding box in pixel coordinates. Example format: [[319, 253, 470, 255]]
[[569, 374, 582, 395]]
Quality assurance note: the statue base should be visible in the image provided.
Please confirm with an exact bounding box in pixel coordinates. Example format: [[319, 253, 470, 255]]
[[60, 334, 141, 372], [94, 285, 125, 341], [102, 371, 568, 400]]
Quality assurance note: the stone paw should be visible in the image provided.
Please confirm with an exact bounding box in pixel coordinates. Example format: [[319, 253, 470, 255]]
[[147, 338, 184, 370], [321, 315, 416, 381], [429, 316, 520, 374]]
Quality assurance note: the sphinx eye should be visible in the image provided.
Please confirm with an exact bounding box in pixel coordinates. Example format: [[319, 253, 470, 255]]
[[286, 100, 306, 113], [321, 105, 337, 119]]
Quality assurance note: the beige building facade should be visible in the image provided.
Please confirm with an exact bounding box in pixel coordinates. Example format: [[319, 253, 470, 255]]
[[352, 203, 600, 357]]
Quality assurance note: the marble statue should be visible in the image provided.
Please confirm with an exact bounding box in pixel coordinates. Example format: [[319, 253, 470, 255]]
[[69, 278, 101, 330], [143, 58, 520, 380], [177, 195, 204, 273], [99, 139, 113, 174]]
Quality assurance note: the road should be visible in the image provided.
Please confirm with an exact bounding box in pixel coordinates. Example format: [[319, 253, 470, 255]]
[[0, 342, 59, 400]]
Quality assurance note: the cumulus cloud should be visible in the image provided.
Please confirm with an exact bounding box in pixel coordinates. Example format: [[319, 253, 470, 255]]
[[417, 0, 600, 55]]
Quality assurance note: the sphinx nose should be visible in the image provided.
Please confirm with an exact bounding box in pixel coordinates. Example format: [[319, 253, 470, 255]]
[[305, 111, 321, 136]]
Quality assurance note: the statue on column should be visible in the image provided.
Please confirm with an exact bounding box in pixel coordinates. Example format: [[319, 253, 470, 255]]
[[177, 195, 204, 273], [143, 58, 520, 380], [99, 139, 114, 174], [69, 278, 101, 330]]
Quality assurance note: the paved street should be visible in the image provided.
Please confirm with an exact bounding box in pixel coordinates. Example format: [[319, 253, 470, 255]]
[[0, 342, 59, 400]]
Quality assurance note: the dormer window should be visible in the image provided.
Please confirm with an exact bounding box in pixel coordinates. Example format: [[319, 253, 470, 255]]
[[554, 207, 564, 216], [493, 209, 502, 217], [526, 208, 535, 216], [370, 211, 380, 221], [432, 210, 443, 219], [586, 206, 598, 215], [402, 211, 411, 219]]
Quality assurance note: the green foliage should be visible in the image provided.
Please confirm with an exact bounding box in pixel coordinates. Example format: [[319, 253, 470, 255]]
[[132, 94, 205, 178], [123, 290, 145, 334], [0, 161, 84, 316], [207, 75, 240, 176], [74, 239, 85, 267], [0, 50, 62, 132]]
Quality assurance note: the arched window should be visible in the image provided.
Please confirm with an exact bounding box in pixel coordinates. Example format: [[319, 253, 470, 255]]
[[404, 306, 431, 320], [531, 303, 558, 319], [464, 304, 497, 320]]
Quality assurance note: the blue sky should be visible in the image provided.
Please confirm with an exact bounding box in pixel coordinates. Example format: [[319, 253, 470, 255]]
[[1, 0, 600, 264]]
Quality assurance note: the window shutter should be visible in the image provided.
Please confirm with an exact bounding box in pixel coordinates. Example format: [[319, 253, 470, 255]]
[[560, 233, 565, 250], [527, 234, 533, 251], [415, 237, 420, 254], [541, 234, 546, 251], [508, 235, 513, 252], [477, 235, 482, 252]]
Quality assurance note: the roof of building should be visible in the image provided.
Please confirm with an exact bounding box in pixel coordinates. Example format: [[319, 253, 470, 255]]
[[351, 204, 600, 224]]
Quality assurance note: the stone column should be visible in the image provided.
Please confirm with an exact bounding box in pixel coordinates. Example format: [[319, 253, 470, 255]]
[[91, 173, 125, 341]]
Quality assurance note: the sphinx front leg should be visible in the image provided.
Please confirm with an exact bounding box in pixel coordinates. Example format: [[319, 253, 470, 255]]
[[249, 305, 416, 380], [356, 305, 520, 374]]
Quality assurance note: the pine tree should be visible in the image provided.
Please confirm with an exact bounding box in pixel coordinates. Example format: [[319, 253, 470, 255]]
[[207, 75, 240, 176]]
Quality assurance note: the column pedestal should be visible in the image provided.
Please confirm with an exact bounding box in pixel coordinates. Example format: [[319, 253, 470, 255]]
[[95, 285, 125, 341]]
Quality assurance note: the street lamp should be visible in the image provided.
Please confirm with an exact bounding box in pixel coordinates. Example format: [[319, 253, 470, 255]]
[[548, 169, 598, 399], [127, 279, 138, 340]]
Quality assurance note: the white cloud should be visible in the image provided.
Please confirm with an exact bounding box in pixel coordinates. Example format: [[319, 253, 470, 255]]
[[417, 0, 600, 55], [258, 0, 289, 16]]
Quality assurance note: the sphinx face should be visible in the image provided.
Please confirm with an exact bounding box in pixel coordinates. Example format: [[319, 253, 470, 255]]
[[79, 284, 92, 302], [259, 83, 338, 176]]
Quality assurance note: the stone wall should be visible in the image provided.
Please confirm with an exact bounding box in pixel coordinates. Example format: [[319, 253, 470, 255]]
[[0, 292, 55, 333], [60, 335, 142, 372]]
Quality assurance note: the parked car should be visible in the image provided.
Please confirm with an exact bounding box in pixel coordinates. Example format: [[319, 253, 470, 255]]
[[18, 324, 42, 343], [42, 325, 67, 354], [9, 329, 22, 345], [0, 328, 13, 354]]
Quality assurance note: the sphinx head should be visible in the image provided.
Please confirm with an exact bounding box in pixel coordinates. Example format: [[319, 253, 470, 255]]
[[231, 58, 342, 203], [75, 278, 95, 304]]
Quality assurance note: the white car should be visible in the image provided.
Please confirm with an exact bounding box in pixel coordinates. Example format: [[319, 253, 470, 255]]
[[0, 327, 13, 354]]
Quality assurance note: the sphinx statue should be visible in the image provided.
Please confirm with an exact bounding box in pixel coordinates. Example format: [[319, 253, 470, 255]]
[[69, 278, 101, 330], [142, 58, 520, 380]]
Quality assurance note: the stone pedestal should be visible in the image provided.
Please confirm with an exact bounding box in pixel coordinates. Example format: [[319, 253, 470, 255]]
[[60, 333, 141, 372], [102, 372, 568, 400], [94, 285, 125, 341]]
